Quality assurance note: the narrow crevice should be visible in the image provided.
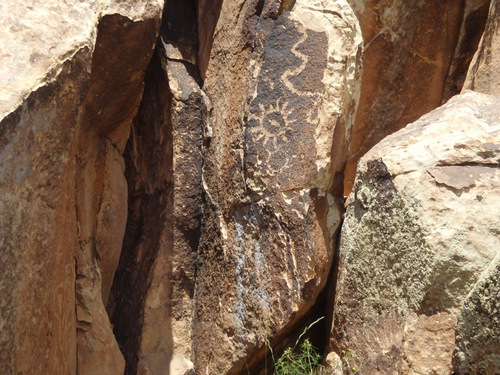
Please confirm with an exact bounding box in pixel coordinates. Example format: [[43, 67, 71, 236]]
[[242, 285, 335, 375], [108, 1, 203, 373], [322, 218, 344, 357], [197, 0, 224, 81], [107, 44, 174, 375], [441, 0, 491, 102]]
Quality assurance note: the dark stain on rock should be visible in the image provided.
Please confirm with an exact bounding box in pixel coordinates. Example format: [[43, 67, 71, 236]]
[[427, 165, 492, 195], [245, 14, 328, 193]]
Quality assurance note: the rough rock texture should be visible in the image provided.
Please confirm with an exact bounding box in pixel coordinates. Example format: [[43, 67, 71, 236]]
[[464, 0, 500, 95], [108, 3, 209, 371], [331, 91, 500, 374], [322, 352, 344, 375], [0, 0, 163, 374], [193, 0, 362, 373], [343, 0, 491, 193], [454, 252, 500, 375], [3, 0, 499, 374]]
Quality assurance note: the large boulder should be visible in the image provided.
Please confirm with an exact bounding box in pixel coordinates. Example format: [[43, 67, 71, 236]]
[[343, 0, 491, 193], [193, 0, 362, 373], [331, 91, 500, 374], [0, 0, 163, 374]]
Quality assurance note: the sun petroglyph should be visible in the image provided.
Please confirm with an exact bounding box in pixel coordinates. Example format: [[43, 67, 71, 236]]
[[245, 14, 328, 195]]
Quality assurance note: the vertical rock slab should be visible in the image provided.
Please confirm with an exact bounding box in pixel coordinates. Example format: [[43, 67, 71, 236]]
[[108, 2, 207, 372], [343, 0, 490, 193], [331, 92, 500, 374], [0, 2, 97, 374], [194, 0, 362, 373], [0, 0, 163, 374], [73, 4, 163, 374], [0, 49, 89, 375], [463, 0, 500, 95], [441, 0, 491, 101]]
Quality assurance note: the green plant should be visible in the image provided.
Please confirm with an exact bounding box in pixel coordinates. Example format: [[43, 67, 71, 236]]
[[273, 337, 322, 375], [341, 348, 363, 374], [258, 316, 325, 375]]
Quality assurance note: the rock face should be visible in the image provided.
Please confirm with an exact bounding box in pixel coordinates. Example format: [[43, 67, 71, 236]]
[[1, 0, 499, 374], [464, 0, 500, 95], [108, 1, 208, 372], [193, 0, 362, 373], [0, 0, 163, 374], [343, 0, 491, 193], [454, 252, 500, 374], [331, 91, 500, 374]]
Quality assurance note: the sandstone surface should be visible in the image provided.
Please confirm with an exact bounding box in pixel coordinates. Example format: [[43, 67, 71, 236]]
[[454, 252, 500, 374], [108, 3, 209, 371], [331, 91, 500, 374], [343, 0, 491, 193], [2, 0, 500, 374], [0, 0, 163, 374], [193, 0, 362, 373], [464, 0, 500, 95]]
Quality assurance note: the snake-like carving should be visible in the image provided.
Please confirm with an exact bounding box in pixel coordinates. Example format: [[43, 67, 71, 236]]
[[245, 14, 328, 194]]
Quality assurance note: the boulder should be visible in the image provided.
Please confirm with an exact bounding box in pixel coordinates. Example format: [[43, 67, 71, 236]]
[[463, 0, 500, 95], [343, 0, 491, 193], [0, 0, 163, 373], [331, 91, 500, 374], [193, 0, 362, 373]]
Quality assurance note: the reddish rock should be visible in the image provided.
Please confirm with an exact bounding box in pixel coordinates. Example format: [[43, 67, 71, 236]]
[[463, 0, 500, 95], [344, 0, 490, 194], [107, 2, 207, 373], [192, 0, 362, 373], [0, 1, 163, 374]]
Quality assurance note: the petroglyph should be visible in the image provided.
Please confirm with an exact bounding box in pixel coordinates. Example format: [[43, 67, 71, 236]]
[[245, 14, 328, 195]]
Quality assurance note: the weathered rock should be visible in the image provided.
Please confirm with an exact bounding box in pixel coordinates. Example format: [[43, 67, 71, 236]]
[[0, 0, 163, 374], [343, 0, 490, 193], [107, 2, 208, 373], [106, 42, 175, 375], [322, 351, 344, 375], [96, 139, 128, 305], [193, 0, 362, 373], [463, 0, 500, 95], [453, 251, 500, 374], [441, 0, 492, 101], [331, 91, 500, 374]]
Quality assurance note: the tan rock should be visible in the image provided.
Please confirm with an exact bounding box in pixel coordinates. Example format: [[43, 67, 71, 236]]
[[322, 351, 344, 375], [96, 139, 128, 305], [402, 312, 457, 375], [344, 0, 491, 194], [137, 51, 207, 375], [463, 0, 500, 95], [453, 252, 500, 374], [0, 0, 163, 373], [76, 275, 125, 375], [193, 0, 362, 373], [331, 91, 500, 374], [105, 42, 175, 372]]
